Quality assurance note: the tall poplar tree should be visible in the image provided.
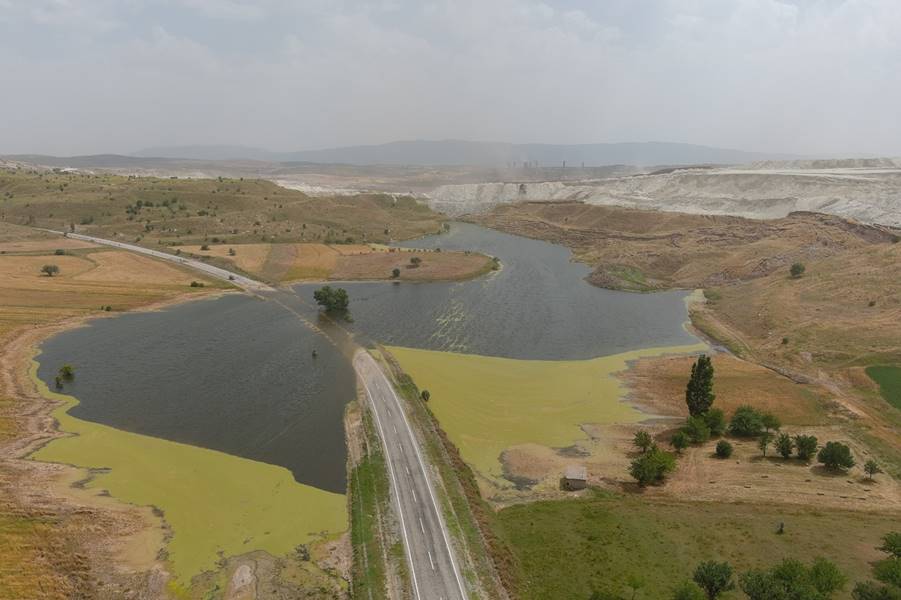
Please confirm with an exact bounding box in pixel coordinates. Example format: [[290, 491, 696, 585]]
[[685, 354, 716, 416]]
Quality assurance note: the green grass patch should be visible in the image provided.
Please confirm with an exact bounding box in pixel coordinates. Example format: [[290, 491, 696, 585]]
[[865, 365, 901, 410], [349, 409, 389, 600], [496, 491, 897, 599], [387, 343, 706, 482], [28, 360, 347, 585]]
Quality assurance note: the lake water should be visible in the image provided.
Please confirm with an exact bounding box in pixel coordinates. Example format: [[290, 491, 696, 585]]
[[37, 223, 699, 494], [295, 223, 697, 360]]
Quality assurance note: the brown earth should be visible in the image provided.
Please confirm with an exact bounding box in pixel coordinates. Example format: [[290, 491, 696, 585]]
[[470, 201, 900, 509], [179, 242, 493, 284]]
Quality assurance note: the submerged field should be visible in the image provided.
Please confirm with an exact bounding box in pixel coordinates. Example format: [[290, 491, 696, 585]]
[[29, 364, 347, 584], [387, 343, 706, 483]]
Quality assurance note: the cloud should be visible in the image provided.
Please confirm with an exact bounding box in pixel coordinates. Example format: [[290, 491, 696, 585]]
[[0, 0, 899, 156]]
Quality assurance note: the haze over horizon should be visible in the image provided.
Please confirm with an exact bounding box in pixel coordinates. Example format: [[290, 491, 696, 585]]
[[2, 0, 900, 157]]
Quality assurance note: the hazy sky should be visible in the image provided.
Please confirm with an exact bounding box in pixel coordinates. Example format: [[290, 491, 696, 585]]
[[1, 0, 899, 156]]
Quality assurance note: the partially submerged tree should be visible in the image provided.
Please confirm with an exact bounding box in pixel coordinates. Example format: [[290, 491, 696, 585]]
[[313, 285, 350, 314], [685, 355, 715, 416], [58, 364, 75, 381]]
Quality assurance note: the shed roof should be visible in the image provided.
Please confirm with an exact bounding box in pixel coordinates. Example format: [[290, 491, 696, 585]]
[[564, 465, 587, 480]]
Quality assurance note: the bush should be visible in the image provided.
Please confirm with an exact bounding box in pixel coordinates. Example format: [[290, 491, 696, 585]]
[[189, 281, 205, 287], [703, 408, 726, 436], [671, 431, 689, 453], [693, 561, 735, 599], [672, 581, 705, 600], [729, 405, 764, 437], [200, 244, 210, 250], [683, 415, 711, 444], [715, 439, 733, 459], [41, 264, 60, 277], [392, 267, 401, 278], [739, 558, 846, 600], [817, 441, 855, 471], [794, 434, 819, 461], [633, 429, 653, 453], [790, 262, 806, 278], [54, 248, 66, 255], [629, 446, 676, 486], [775, 432, 794, 458]]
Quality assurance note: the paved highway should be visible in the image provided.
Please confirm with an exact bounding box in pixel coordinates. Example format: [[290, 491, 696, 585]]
[[355, 351, 468, 600], [43, 228, 468, 599], [42, 229, 274, 292]]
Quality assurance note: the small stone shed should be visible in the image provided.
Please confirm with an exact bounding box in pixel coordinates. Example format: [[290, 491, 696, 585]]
[[562, 465, 588, 491]]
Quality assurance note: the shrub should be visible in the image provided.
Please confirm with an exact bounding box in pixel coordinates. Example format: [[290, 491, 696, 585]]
[[683, 415, 711, 444], [794, 434, 819, 461], [54, 248, 66, 255], [629, 446, 676, 486], [703, 408, 726, 436], [775, 432, 794, 458], [671, 431, 689, 453], [729, 405, 764, 437], [693, 561, 735, 600], [190, 281, 205, 287], [41, 264, 60, 277], [392, 267, 401, 278], [817, 441, 855, 471], [790, 262, 806, 278], [200, 244, 210, 250], [633, 429, 653, 453], [715, 439, 733, 459], [672, 581, 705, 600], [420, 390, 430, 402]]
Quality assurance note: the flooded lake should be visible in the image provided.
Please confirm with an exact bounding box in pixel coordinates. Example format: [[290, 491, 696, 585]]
[[295, 223, 697, 360], [37, 223, 699, 493]]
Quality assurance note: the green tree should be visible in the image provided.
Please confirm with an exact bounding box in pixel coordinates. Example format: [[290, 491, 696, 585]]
[[41, 264, 60, 277], [685, 355, 716, 416], [715, 439, 733, 459], [775, 432, 795, 459], [729, 405, 764, 437], [739, 558, 846, 600], [392, 267, 401, 278], [853, 581, 901, 600], [703, 408, 726, 437], [693, 561, 735, 600], [672, 581, 705, 600], [794, 435, 819, 461], [865, 460, 883, 482], [873, 558, 901, 588], [58, 364, 75, 380], [758, 431, 774, 457], [683, 415, 711, 444], [633, 429, 653, 453], [629, 446, 676, 486], [671, 431, 689, 453], [880, 533, 901, 558], [790, 262, 806, 278], [762, 412, 781, 433], [817, 441, 855, 471], [313, 285, 350, 313]]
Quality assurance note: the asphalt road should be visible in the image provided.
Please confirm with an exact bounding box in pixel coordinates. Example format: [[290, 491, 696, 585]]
[[43, 229, 274, 292], [355, 351, 468, 600], [43, 228, 468, 599]]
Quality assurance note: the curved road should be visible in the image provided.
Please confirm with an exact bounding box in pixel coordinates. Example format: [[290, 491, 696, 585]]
[[44, 229, 468, 599]]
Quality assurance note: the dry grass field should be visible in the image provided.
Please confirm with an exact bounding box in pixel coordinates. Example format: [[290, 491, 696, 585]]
[[179, 241, 493, 283], [0, 222, 220, 597], [0, 167, 446, 249]]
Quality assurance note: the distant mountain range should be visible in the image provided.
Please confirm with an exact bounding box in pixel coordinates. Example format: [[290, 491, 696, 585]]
[[132, 140, 798, 167]]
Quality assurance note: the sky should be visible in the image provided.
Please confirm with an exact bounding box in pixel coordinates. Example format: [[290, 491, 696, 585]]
[[1, 0, 899, 156]]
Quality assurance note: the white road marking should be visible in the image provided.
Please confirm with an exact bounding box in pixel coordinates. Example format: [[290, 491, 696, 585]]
[[419, 517, 426, 534], [412, 489, 418, 503], [393, 424, 398, 435], [405, 465, 411, 477], [358, 374, 423, 600], [428, 551, 435, 571]]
